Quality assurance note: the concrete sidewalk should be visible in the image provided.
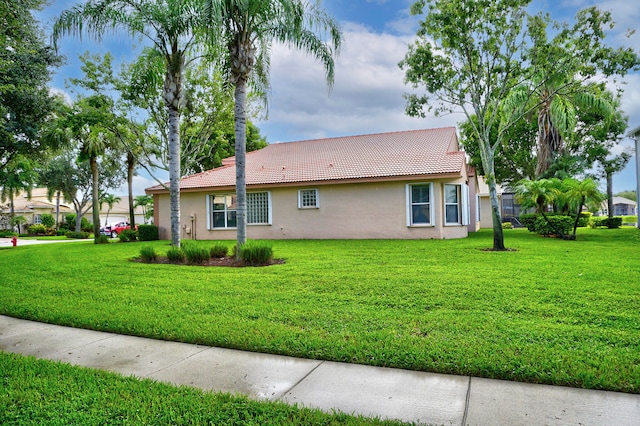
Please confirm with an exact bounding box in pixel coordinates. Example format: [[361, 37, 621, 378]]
[[1, 315, 639, 425], [0, 237, 89, 247]]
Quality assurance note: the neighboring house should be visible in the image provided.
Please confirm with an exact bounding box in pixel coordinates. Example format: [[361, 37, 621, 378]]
[[98, 197, 147, 227], [0, 188, 148, 231], [146, 127, 480, 241], [0, 188, 73, 232], [476, 178, 528, 228], [597, 197, 637, 217]]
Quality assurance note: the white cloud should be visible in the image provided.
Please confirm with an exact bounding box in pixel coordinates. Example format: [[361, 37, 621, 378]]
[[115, 174, 164, 196], [257, 23, 460, 143]]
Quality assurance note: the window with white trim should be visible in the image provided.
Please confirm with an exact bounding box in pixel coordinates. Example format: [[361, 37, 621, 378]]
[[209, 192, 271, 229], [34, 214, 42, 224], [407, 183, 432, 226], [211, 194, 237, 228], [444, 184, 461, 224], [444, 184, 470, 226], [298, 189, 319, 209]]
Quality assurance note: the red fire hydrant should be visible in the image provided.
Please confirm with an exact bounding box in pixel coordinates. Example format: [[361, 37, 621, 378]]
[[11, 236, 17, 247]]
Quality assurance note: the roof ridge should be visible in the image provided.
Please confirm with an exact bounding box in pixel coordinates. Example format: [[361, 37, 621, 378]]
[[270, 127, 456, 146]]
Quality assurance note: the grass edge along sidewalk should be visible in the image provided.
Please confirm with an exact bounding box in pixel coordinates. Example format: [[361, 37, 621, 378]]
[[0, 352, 408, 425], [0, 228, 638, 394]]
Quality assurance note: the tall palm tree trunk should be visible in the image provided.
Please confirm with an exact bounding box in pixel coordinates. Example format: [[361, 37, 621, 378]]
[[606, 172, 614, 219], [165, 67, 183, 247], [55, 191, 60, 230], [90, 157, 101, 242], [234, 80, 247, 251], [127, 152, 136, 227]]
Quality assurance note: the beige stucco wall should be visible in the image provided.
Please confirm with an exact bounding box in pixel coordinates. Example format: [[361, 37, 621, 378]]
[[155, 178, 471, 241]]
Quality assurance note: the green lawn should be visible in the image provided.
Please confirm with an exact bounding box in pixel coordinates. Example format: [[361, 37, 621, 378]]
[[1, 228, 639, 393], [0, 352, 405, 425]]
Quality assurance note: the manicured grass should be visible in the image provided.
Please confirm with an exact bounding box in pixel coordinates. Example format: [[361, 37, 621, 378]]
[[0, 228, 639, 393], [0, 352, 406, 425]]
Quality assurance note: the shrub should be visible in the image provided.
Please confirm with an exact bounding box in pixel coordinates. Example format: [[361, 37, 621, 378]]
[[40, 214, 55, 229], [622, 215, 637, 224], [139, 246, 158, 262], [137, 224, 159, 241], [65, 231, 89, 239], [118, 230, 137, 242], [28, 224, 47, 235], [519, 214, 538, 231], [182, 243, 211, 265], [520, 213, 573, 236], [210, 243, 228, 258], [0, 230, 17, 238], [65, 214, 90, 232], [590, 217, 623, 228], [502, 222, 512, 230], [166, 246, 185, 263], [95, 234, 110, 244], [239, 240, 273, 266], [577, 212, 591, 228]]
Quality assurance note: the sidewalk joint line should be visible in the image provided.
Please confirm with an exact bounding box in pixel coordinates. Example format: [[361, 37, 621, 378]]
[[276, 360, 325, 401], [461, 376, 471, 426]]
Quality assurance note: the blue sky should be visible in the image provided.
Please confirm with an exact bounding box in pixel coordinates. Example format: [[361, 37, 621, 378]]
[[36, 0, 640, 195]]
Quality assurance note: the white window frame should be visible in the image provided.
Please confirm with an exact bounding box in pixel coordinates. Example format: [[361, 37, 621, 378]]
[[444, 184, 470, 226], [406, 183, 434, 226], [208, 192, 271, 230], [34, 214, 42, 224], [298, 189, 319, 209]]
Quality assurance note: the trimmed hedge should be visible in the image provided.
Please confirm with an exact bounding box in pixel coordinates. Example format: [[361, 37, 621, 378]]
[[118, 230, 137, 242], [519, 213, 573, 236], [137, 224, 159, 241], [591, 217, 623, 229]]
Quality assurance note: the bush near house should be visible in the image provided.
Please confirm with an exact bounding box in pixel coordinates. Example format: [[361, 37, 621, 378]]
[[590, 217, 623, 228], [40, 214, 55, 229], [28, 224, 47, 235], [65, 231, 90, 239], [520, 213, 574, 236], [137, 224, 159, 241], [118, 229, 137, 242]]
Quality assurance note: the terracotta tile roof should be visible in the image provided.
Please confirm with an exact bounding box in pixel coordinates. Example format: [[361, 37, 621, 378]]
[[147, 127, 465, 192]]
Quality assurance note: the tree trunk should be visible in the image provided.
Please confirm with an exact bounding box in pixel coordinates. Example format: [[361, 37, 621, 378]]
[[478, 142, 506, 250], [55, 191, 60, 230], [487, 174, 505, 250], [572, 196, 585, 237], [607, 171, 613, 219], [234, 81, 248, 255], [90, 157, 101, 243], [165, 66, 183, 247], [127, 152, 136, 227]]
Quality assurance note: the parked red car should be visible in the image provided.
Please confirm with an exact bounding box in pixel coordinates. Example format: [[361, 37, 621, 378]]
[[101, 221, 132, 238]]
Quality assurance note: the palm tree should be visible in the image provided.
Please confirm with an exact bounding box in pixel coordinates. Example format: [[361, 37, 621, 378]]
[[562, 178, 604, 239], [134, 194, 154, 223], [53, 0, 206, 247], [515, 178, 565, 237], [205, 0, 341, 253], [100, 193, 121, 226]]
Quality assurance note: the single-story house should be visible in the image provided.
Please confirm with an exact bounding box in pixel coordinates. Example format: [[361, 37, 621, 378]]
[[597, 197, 637, 217], [147, 127, 480, 240], [0, 188, 147, 231]]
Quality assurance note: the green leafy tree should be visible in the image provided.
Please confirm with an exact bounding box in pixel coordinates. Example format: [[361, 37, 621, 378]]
[[615, 190, 636, 202], [400, 0, 532, 250], [512, 10, 638, 178], [0, 0, 62, 171], [206, 0, 342, 254], [40, 153, 123, 232], [120, 51, 265, 176], [0, 155, 39, 220], [54, 0, 207, 247]]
